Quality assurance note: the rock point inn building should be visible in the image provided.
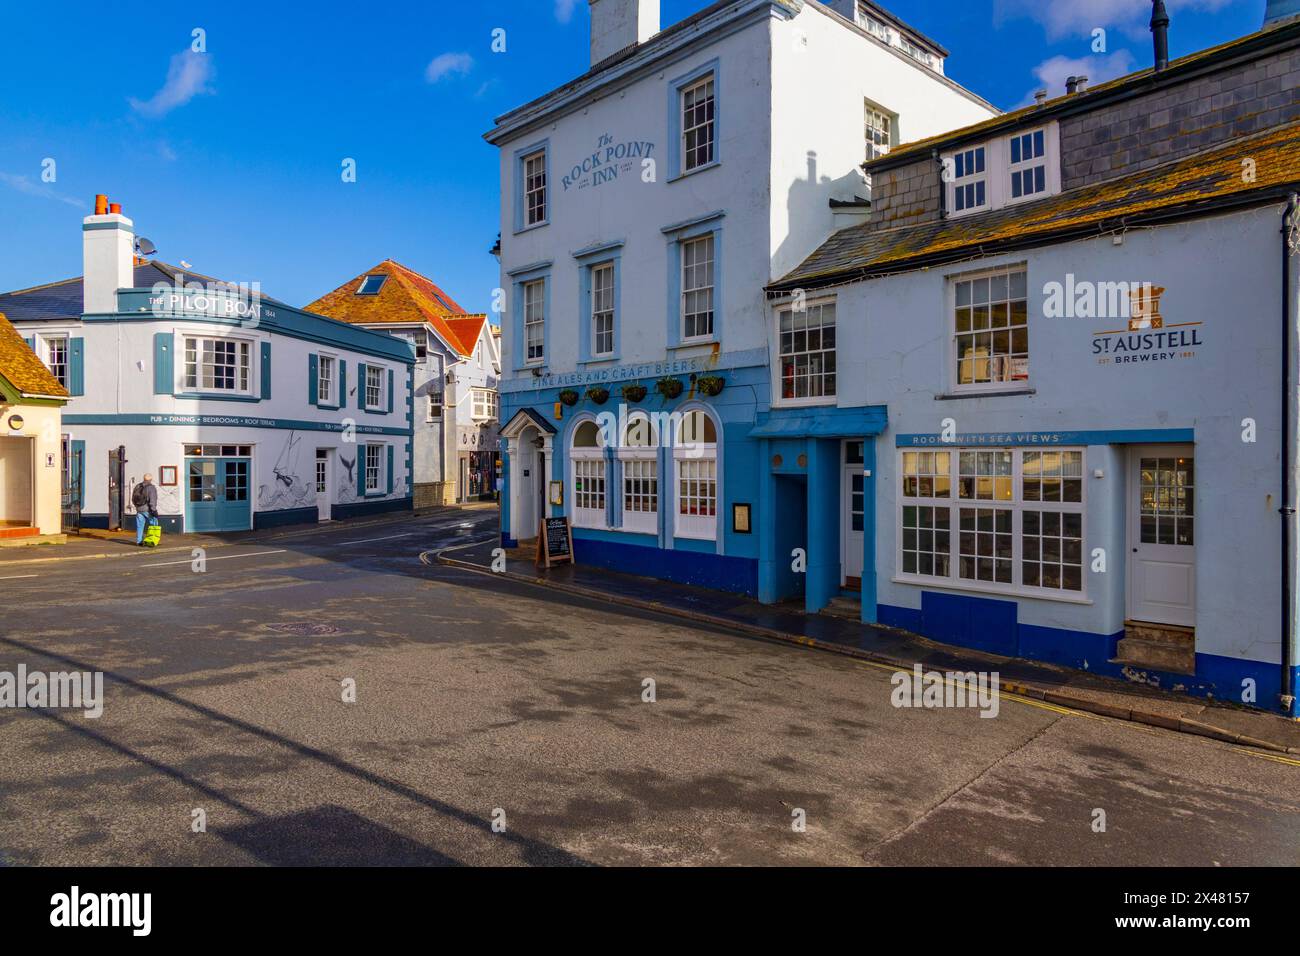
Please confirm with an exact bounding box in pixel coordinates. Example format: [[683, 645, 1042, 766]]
[[0, 198, 414, 533], [487, 0, 996, 588]]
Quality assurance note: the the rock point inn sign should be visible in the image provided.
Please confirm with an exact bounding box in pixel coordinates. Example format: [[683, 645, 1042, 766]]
[[562, 133, 657, 192]]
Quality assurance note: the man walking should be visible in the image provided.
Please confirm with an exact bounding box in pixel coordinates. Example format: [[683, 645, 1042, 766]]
[[131, 474, 158, 546]]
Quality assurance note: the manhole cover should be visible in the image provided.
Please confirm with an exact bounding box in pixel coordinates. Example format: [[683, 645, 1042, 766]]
[[263, 623, 343, 636]]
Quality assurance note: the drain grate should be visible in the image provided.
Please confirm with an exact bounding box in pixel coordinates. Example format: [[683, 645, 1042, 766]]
[[263, 622, 343, 636]]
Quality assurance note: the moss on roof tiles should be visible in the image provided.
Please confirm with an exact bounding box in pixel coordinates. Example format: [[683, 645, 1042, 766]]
[[779, 121, 1300, 288], [0, 311, 69, 399]]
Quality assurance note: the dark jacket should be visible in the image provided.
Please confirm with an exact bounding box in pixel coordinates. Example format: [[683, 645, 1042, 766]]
[[133, 482, 158, 514]]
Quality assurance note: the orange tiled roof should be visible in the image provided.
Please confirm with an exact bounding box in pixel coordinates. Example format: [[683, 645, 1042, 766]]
[[306, 260, 482, 357], [0, 311, 68, 400], [775, 121, 1300, 290]]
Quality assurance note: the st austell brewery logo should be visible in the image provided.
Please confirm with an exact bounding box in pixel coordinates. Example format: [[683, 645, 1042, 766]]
[[1090, 282, 1203, 366]]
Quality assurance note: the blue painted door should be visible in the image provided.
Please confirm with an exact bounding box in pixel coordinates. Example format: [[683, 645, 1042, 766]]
[[186, 458, 251, 532]]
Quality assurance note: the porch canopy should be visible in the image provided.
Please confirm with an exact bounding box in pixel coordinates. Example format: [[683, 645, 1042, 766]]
[[748, 405, 887, 439]]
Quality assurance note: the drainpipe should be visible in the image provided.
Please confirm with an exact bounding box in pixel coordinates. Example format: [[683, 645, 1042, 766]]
[[1282, 193, 1299, 716]]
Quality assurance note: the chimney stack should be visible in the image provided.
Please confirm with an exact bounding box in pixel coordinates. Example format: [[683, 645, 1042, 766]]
[[1065, 76, 1078, 95], [1034, 89, 1047, 106], [1151, 0, 1170, 72], [1075, 75, 1089, 92], [1264, 0, 1300, 26], [82, 194, 135, 316], [589, 0, 660, 67]]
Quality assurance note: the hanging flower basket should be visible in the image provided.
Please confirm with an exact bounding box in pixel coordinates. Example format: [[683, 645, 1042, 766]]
[[621, 383, 648, 403], [696, 374, 726, 397], [655, 376, 684, 400], [586, 386, 610, 405], [558, 389, 580, 407]]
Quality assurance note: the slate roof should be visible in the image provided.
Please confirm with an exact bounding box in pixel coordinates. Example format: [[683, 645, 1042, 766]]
[[0, 261, 290, 322], [871, 21, 1300, 172], [772, 120, 1300, 292], [305, 260, 486, 358], [0, 311, 68, 399]]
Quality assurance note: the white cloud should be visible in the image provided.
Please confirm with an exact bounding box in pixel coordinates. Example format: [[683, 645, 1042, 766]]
[[996, 0, 1236, 41], [425, 52, 474, 83], [1018, 49, 1137, 105], [129, 50, 215, 118], [0, 173, 85, 208], [555, 0, 579, 23]]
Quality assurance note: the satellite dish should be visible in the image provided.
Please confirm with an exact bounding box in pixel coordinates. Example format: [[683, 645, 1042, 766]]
[[134, 236, 157, 256]]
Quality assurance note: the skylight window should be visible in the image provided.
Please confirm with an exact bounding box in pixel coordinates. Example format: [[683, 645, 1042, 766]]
[[356, 275, 387, 296]]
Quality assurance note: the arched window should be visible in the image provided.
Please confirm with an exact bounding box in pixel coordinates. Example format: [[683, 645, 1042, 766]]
[[570, 419, 606, 529], [619, 413, 659, 535], [673, 409, 718, 540]]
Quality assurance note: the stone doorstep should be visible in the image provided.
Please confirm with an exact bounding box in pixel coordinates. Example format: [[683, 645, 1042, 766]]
[[0, 533, 67, 548], [1124, 620, 1195, 647], [1114, 637, 1197, 676], [820, 596, 863, 622]]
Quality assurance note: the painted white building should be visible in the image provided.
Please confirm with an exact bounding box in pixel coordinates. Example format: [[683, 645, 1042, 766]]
[[0, 197, 414, 533], [485, 0, 996, 587], [308, 260, 501, 508]]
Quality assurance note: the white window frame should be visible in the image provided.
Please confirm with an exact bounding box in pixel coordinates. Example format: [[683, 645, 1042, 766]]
[[947, 144, 989, 216], [569, 420, 607, 530], [864, 101, 894, 162], [42, 334, 69, 388], [317, 354, 337, 406], [855, 5, 895, 43], [523, 149, 548, 228], [523, 278, 545, 365], [471, 388, 498, 421], [775, 298, 837, 407], [945, 124, 1061, 218], [673, 410, 718, 541], [364, 443, 385, 494], [895, 447, 1089, 603], [680, 74, 716, 173], [950, 264, 1030, 393], [680, 234, 715, 343], [364, 364, 385, 410], [427, 390, 443, 421], [591, 261, 616, 358], [182, 334, 254, 395], [618, 413, 659, 536]]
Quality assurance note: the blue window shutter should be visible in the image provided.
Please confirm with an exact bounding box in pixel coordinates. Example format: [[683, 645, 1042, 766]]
[[260, 342, 272, 399], [387, 368, 394, 415], [386, 444, 394, 496], [153, 332, 173, 394], [337, 360, 346, 410], [308, 354, 319, 407], [357, 363, 367, 409], [70, 439, 86, 508], [358, 446, 366, 497], [68, 337, 85, 396]]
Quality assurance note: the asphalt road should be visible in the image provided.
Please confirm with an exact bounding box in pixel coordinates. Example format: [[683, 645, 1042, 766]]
[[1, 508, 1297, 866]]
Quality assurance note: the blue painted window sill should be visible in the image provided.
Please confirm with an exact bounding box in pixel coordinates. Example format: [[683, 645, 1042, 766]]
[[669, 160, 721, 183]]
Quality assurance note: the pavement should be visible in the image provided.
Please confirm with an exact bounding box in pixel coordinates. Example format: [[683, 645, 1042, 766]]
[[436, 539, 1300, 755], [1, 507, 1297, 866]]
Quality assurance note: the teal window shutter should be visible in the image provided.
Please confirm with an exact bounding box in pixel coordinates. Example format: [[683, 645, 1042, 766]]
[[260, 342, 272, 399], [23, 336, 34, 350], [386, 368, 394, 414], [70, 439, 86, 508], [386, 444, 394, 495], [68, 337, 84, 396], [357, 363, 367, 409], [337, 360, 346, 410], [153, 332, 173, 394], [308, 354, 319, 407], [358, 445, 367, 497]]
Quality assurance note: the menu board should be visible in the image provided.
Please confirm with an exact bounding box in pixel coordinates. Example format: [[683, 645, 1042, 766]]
[[536, 516, 574, 568]]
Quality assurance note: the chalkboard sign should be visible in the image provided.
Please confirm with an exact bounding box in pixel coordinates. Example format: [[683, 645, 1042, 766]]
[[536, 516, 574, 568]]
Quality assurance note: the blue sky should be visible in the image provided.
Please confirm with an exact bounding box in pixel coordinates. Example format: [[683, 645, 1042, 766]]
[[0, 0, 1266, 314]]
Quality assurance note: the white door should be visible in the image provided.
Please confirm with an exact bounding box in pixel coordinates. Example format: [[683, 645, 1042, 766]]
[[842, 441, 865, 588], [316, 449, 332, 522], [1127, 445, 1195, 626]]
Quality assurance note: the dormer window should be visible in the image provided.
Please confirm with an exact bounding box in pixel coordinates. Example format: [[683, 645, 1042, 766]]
[[855, 5, 893, 43], [356, 275, 387, 296], [900, 37, 935, 68], [944, 124, 1060, 218]]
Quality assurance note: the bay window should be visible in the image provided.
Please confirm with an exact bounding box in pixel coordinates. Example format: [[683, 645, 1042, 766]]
[[673, 410, 718, 540], [898, 447, 1085, 595], [570, 420, 607, 529], [619, 414, 659, 535]]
